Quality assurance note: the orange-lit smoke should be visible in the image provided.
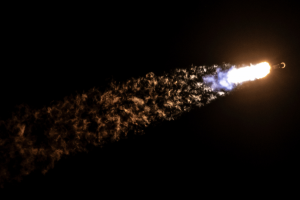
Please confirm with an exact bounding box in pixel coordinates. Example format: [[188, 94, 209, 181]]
[[0, 62, 270, 188]]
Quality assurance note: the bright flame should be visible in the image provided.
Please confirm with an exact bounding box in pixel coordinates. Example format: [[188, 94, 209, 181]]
[[203, 62, 271, 91], [227, 62, 271, 84]]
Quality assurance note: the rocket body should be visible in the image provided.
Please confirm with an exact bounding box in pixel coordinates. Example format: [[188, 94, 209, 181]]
[[271, 62, 286, 69]]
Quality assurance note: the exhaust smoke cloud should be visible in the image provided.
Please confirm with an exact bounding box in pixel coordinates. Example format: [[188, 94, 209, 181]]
[[0, 62, 271, 188]]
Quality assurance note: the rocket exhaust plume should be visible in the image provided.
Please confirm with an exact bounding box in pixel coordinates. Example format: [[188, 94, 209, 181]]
[[0, 61, 274, 188], [203, 62, 271, 91]]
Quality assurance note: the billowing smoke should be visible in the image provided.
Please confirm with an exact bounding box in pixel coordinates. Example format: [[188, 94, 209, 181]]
[[0, 62, 270, 188]]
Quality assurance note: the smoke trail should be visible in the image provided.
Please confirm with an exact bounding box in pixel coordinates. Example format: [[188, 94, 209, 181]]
[[0, 62, 269, 188]]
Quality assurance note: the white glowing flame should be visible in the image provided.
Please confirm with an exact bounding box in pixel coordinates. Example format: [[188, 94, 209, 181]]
[[203, 62, 271, 91], [227, 62, 271, 84]]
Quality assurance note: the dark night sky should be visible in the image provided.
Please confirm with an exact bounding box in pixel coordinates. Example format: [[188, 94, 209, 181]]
[[1, 1, 300, 195]]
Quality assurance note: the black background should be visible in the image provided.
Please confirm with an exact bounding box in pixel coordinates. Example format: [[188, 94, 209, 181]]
[[1, 1, 300, 195]]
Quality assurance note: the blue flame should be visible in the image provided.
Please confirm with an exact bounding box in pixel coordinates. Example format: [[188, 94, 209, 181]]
[[203, 66, 236, 91]]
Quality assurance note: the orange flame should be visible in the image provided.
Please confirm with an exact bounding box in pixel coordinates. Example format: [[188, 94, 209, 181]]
[[227, 62, 271, 84]]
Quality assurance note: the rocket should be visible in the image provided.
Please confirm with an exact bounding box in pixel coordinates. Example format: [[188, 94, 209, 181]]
[[271, 62, 286, 69]]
